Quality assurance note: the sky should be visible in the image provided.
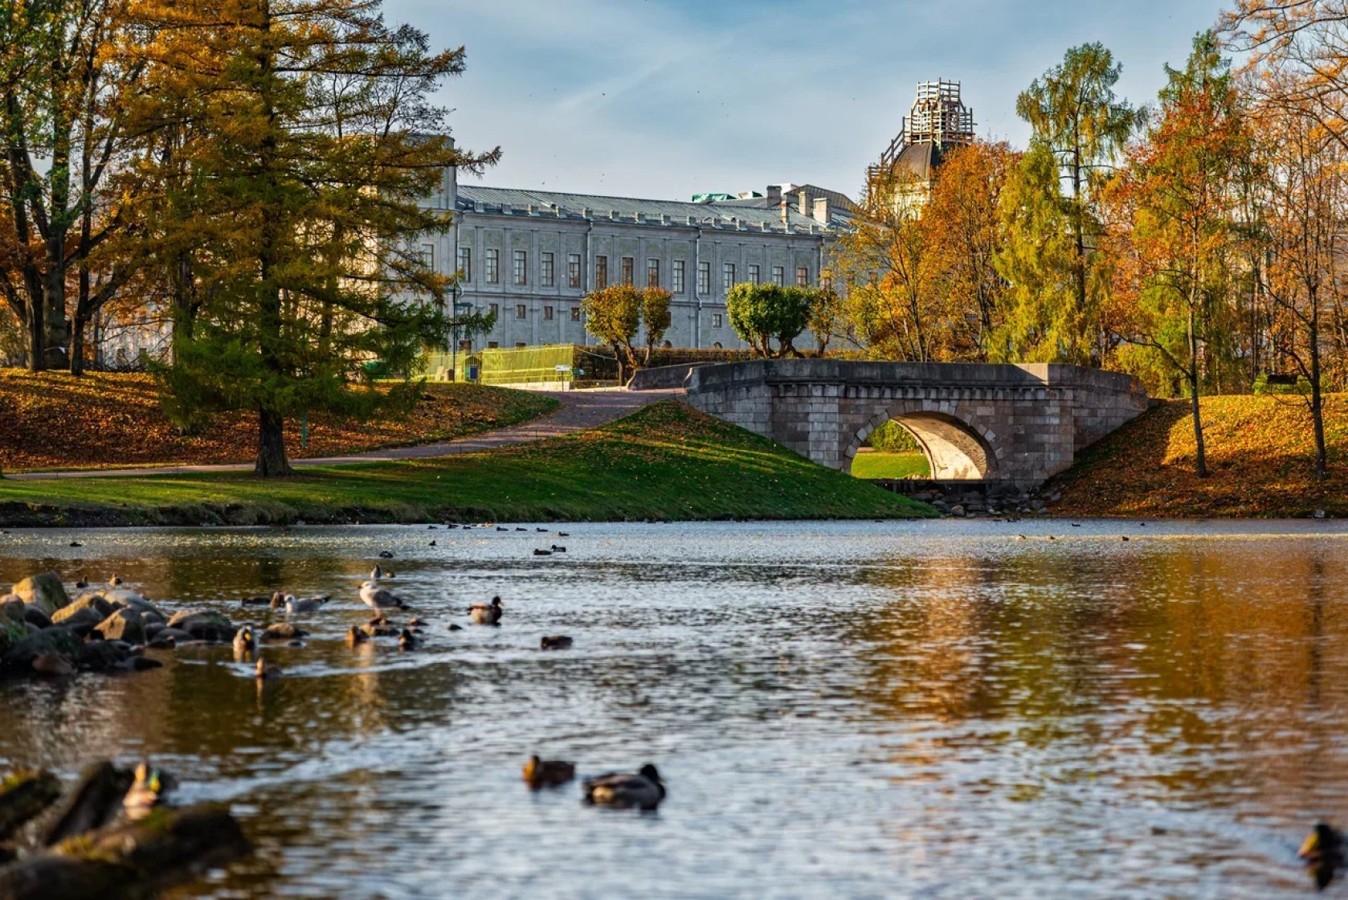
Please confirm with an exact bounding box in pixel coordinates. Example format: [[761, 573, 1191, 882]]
[[385, 0, 1231, 202]]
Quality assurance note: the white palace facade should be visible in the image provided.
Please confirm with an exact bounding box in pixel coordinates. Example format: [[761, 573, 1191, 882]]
[[414, 163, 852, 352]]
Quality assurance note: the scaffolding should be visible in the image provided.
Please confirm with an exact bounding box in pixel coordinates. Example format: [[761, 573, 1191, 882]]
[[871, 80, 976, 181]]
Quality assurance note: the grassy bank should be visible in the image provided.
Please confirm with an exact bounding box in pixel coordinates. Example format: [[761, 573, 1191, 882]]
[[1051, 393, 1347, 518], [849, 450, 930, 480], [0, 401, 934, 525], [0, 370, 558, 471]]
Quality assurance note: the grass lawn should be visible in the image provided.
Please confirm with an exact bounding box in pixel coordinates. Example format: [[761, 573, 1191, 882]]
[[849, 450, 930, 480], [0, 370, 558, 471], [0, 401, 935, 525]]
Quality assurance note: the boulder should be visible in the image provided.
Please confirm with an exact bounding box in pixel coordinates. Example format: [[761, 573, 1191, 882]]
[[2, 627, 81, 675], [50, 607, 101, 639], [0, 620, 26, 658], [55, 594, 114, 624], [12, 573, 69, 617], [78, 640, 138, 672], [1, 596, 24, 625], [153, 627, 193, 645], [104, 591, 165, 622], [22, 606, 52, 630], [164, 611, 233, 643], [94, 609, 146, 645]]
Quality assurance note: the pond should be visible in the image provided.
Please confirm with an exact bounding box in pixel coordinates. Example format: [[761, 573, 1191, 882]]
[[1, 519, 1346, 898]]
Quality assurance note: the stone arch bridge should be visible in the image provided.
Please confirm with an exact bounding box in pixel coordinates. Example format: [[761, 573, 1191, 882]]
[[630, 359, 1148, 488]]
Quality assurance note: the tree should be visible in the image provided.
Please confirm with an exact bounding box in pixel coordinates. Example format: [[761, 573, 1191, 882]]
[[725, 282, 812, 358], [572, 283, 667, 376], [992, 142, 1078, 362], [640, 286, 671, 363], [1015, 43, 1143, 363], [1105, 32, 1252, 478], [131, 0, 499, 476], [0, 0, 145, 371], [922, 141, 1014, 360]]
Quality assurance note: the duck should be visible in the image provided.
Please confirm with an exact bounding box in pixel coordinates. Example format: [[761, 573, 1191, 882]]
[[468, 596, 503, 625], [121, 762, 171, 821], [540, 635, 573, 650], [346, 625, 368, 647], [557, 532, 570, 538], [533, 549, 552, 556], [261, 622, 308, 641], [1299, 822, 1345, 889], [523, 755, 575, 787], [550, 545, 566, 553], [285, 594, 330, 615], [397, 628, 419, 651], [232, 625, 255, 656], [582, 764, 665, 810], [359, 580, 410, 612], [255, 656, 282, 680], [378, 550, 394, 559]]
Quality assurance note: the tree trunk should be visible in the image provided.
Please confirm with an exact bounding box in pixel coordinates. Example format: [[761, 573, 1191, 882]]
[[1309, 314, 1326, 483], [255, 406, 293, 477], [26, 298, 43, 373], [69, 315, 87, 377]]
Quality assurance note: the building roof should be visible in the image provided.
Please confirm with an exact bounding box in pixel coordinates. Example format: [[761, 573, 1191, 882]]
[[456, 184, 842, 234]]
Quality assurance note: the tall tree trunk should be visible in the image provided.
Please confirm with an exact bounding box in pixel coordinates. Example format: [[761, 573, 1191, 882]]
[[255, 405, 292, 477], [1309, 310, 1326, 482], [26, 297, 43, 373], [70, 313, 87, 377], [1188, 302, 1208, 478]]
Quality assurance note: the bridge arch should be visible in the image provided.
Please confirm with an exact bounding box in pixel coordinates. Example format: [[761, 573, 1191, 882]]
[[845, 406, 1001, 480]]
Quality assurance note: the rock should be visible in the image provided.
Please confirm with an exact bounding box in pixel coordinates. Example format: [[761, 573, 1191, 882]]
[[0, 596, 23, 625], [2, 627, 81, 675], [94, 609, 146, 644], [104, 590, 165, 621], [22, 606, 52, 630], [164, 611, 233, 643], [147, 634, 176, 650], [78, 640, 140, 672], [52, 594, 114, 625], [261, 623, 307, 641], [31, 654, 76, 676], [949, 504, 966, 517], [154, 627, 193, 644], [51, 607, 102, 639], [0, 619, 26, 658], [0, 769, 63, 840], [12, 573, 70, 617], [1029, 499, 1047, 512]]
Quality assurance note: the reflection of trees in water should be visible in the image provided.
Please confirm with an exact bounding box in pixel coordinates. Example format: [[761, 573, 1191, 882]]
[[845, 541, 1348, 804]]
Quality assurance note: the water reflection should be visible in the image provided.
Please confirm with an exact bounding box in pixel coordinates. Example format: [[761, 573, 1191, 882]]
[[0, 521, 1345, 897]]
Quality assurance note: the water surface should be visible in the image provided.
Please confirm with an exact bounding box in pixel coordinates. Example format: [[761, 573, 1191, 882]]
[[1, 520, 1346, 898]]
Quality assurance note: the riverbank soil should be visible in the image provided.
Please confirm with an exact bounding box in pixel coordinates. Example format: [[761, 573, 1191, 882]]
[[1050, 393, 1347, 518], [0, 370, 558, 472]]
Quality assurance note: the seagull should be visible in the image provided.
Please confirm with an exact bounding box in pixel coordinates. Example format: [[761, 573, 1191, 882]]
[[284, 594, 330, 615], [359, 580, 410, 612]]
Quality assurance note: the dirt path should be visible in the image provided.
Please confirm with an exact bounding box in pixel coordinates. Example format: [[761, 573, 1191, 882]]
[[10, 388, 681, 481]]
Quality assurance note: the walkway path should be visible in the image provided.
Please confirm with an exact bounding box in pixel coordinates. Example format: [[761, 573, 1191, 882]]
[[11, 388, 682, 481]]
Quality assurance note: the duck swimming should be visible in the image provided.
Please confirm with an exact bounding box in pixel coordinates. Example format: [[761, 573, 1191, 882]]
[[583, 764, 665, 811], [1300, 822, 1345, 889], [397, 628, 419, 651], [523, 755, 575, 787], [540, 635, 573, 650], [359, 580, 410, 612], [122, 762, 171, 821], [468, 596, 503, 625], [346, 625, 368, 647]]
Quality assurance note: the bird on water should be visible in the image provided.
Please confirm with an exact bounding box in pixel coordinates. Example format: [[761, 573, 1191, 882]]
[[582, 764, 666, 811]]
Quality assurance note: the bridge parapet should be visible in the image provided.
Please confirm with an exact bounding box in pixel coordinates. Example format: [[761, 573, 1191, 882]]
[[634, 359, 1146, 488]]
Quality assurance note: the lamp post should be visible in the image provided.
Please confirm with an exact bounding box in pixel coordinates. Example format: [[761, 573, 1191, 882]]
[[448, 280, 463, 381]]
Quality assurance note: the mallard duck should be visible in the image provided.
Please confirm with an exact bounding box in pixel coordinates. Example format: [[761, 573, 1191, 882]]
[[262, 622, 307, 641], [346, 625, 367, 647], [1300, 822, 1345, 889], [285, 594, 330, 615], [122, 762, 170, 821], [583, 764, 665, 810], [378, 550, 394, 559], [255, 656, 282, 680], [232, 625, 255, 655], [533, 549, 552, 556], [108, 574, 123, 586], [359, 580, 410, 612], [468, 596, 503, 625], [540, 635, 573, 650], [397, 628, 419, 651], [550, 545, 567, 553], [523, 755, 575, 787]]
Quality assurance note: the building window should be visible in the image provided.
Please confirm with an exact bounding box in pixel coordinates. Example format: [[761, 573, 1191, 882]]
[[697, 261, 710, 294], [570, 306, 581, 321], [647, 258, 660, 288], [621, 256, 634, 285], [515, 342, 527, 348], [543, 305, 554, 321], [459, 339, 472, 352], [672, 260, 685, 294], [485, 248, 500, 284], [515, 303, 527, 319], [595, 255, 608, 289], [796, 266, 809, 286], [541, 252, 555, 287], [489, 302, 499, 318], [513, 249, 527, 285], [567, 253, 581, 288], [771, 265, 784, 286], [748, 264, 760, 284], [420, 243, 435, 268], [722, 263, 735, 293], [712, 313, 723, 328], [457, 246, 472, 282], [487, 341, 499, 349]]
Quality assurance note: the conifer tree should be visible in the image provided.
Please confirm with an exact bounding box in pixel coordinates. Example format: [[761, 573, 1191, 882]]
[[129, 0, 498, 475]]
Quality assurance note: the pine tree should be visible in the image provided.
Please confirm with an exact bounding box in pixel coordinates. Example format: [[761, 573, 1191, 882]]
[[128, 0, 498, 475]]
